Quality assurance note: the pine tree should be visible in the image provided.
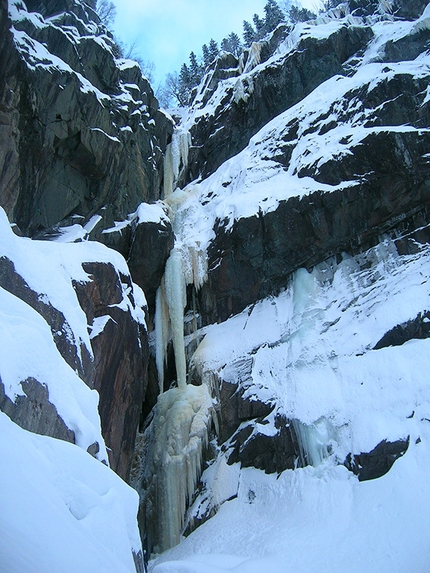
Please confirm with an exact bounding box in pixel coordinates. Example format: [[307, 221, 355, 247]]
[[208, 39, 220, 62], [221, 32, 243, 57], [321, 0, 344, 10], [253, 13, 265, 34], [177, 63, 192, 105], [264, 0, 285, 32], [243, 20, 257, 47], [189, 51, 203, 85], [202, 43, 211, 67], [288, 5, 316, 23]]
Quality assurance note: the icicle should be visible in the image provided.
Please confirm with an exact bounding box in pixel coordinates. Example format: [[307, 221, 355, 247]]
[[136, 384, 214, 554], [154, 281, 170, 393], [292, 418, 335, 467], [163, 247, 187, 390], [243, 42, 262, 74], [163, 128, 191, 198]]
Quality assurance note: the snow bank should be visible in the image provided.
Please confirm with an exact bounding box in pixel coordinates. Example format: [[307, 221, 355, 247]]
[[0, 412, 142, 573], [151, 239, 430, 572]]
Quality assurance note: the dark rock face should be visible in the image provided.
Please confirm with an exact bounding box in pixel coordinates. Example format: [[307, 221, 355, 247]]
[[0, 0, 22, 217], [0, 248, 148, 480], [374, 311, 430, 350], [392, 0, 428, 20], [0, 376, 75, 443], [227, 415, 299, 474], [345, 438, 410, 481], [0, 0, 172, 238], [214, 358, 273, 444], [73, 262, 148, 480], [195, 60, 430, 323], [199, 178, 430, 324], [186, 25, 373, 183], [0, 0, 173, 483], [127, 220, 174, 314], [213, 359, 300, 474]]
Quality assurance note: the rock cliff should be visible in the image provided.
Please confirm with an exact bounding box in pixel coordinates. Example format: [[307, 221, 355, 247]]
[[1, 0, 430, 570]]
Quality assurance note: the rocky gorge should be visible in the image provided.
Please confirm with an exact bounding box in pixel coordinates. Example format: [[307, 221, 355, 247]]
[[1, 0, 430, 571]]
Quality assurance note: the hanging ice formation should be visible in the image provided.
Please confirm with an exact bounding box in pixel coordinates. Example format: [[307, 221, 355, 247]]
[[135, 384, 214, 554], [292, 418, 337, 468], [288, 268, 338, 468], [163, 127, 191, 199], [137, 125, 214, 555], [155, 125, 208, 391], [239, 41, 263, 74]]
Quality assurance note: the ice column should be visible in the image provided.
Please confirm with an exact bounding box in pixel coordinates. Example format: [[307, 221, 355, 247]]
[[240, 41, 262, 74], [292, 419, 334, 467], [136, 384, 214, 554], [163, 128, 192, 199], [164, 247, 187, 390], [154, 281, 170, 393]]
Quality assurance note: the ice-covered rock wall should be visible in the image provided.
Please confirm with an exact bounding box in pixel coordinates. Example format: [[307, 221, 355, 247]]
[[2, 0, 430, 570], [146, 1, 430, 569]]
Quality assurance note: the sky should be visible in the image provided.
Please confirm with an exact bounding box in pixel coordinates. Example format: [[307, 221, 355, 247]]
[[111, 0, 319, 87]]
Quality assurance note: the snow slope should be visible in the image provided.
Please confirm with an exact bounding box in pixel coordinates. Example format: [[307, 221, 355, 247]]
[[0, 412, 142, 573], [0, 206, 144, 572], [151, 239, 430, 573]]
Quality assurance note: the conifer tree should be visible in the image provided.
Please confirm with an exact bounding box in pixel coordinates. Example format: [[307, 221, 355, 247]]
[[243, 19, 257, 47], [178, 63, 192, 105], [253, 13, 265, 34], [189, 51, 203, 85], [264, 0, 286, 31], [208, 39, 220, 62], [288, 5, 316, 23], [202, 43, 211, 67], [221, 32, 243, 57]]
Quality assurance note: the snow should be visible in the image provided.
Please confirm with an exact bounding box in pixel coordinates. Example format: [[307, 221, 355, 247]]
[[151, 238, 430, 572], [152, 449, 430, 573], [0, 412, 142, 573], [168, 48, 430, 268], [102, 201, 170, 234], [0, 207, 137, 361], [0, 285, 105, 457], [4, 2, 430, 572]]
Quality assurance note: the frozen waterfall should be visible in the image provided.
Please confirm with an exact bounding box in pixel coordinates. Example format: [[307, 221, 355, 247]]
[[133, 384, 214, 554], [135, 124, 216, 556], [163, 127, 191, 199], [153, 236, 191, 392]]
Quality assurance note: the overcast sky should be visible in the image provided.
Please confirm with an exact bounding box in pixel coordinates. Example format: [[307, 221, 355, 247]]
[[111, 0, 319, 87]]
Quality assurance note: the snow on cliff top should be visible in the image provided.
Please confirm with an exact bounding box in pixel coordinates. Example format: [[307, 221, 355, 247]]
[[166, 6, 430, 272]]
